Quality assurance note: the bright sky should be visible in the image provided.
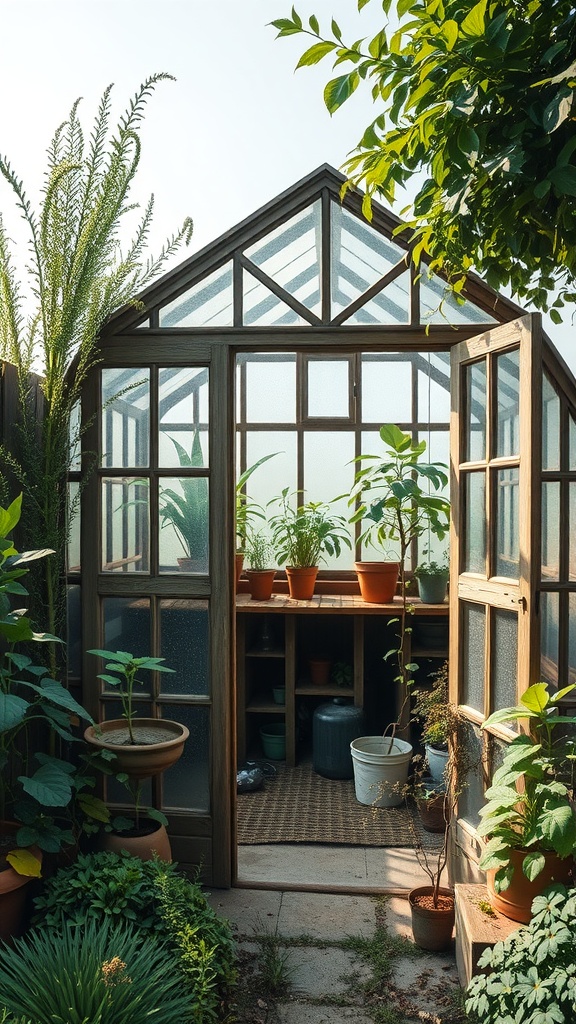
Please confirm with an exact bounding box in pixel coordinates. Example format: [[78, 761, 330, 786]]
[[2, 0, 575, 369]]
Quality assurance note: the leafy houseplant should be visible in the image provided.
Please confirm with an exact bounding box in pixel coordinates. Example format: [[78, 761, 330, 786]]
[[411, 660, 458, 783], [236, 452, 280, 554], [244, 530, 276, 601], [159, 432, 208, 570], [268, 487, 351, 599], [465, 883, 576, 1024], [413, 559, 449, 604], [478, 682, 576, 923]]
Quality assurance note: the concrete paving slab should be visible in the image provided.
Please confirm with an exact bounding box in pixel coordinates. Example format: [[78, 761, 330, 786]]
[[207, 887, 282, 936], [238, 844, 369, 887], [288, 946, 372, 999], [380, 893, 413, 940], [277, 1004, 373, 1024], [364, 847, 433, 890], [392, 953, 460, 1018], [277, 891, 376, 940]]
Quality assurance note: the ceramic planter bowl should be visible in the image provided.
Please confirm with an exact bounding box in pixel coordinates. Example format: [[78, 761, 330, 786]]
[[84, 719, 189, 780]]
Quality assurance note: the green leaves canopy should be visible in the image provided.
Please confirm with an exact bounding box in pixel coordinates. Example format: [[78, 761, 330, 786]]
[[272, 1, 576, 317]]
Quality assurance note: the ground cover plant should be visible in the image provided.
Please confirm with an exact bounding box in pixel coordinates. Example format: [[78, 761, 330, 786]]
[[31, 850, 237, 1024]]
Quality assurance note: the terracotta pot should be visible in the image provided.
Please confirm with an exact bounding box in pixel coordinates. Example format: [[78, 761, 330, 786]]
[[235, 552, 245, 587], [286, 566, 318, 600], [246, 568, 276, 601], [354, 561, 399, 603], [0, 825, 43, 944], [84, 719, 189, 780], [416, 792, 448, 834], [100, 819, 172, 862], [486, 848, 573, 923], [409, 886, 455, 951], [309, 658, 331, 686]]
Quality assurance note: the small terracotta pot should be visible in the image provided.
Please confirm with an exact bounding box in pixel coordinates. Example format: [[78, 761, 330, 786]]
[[409, 886, 455, 951], [0, 825, 43, 945], [309, 659, 331, 686], [100, 820, 172, 862], [84, 719, 189, 781], [354, 561, 399, 603], [246, 568, 276, 601], [486, 848, 573, 923], [286, 566, 318, 600], [235, 552, 244, 588]]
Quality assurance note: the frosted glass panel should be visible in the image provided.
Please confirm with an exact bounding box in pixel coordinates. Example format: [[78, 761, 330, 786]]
[[570, 415, 576, 471], [461, 602, 486, 712], [102, 478, 149, 572], [361, 358, 412, 423], [69, 402, 81, 471], [496, 467, 519, 578], [159, 477, 209, 573], [67, 585, 81, 678], [456, 721, 483, 829], [570, 483, 576, 581], [161, 705, 210, 812], [160, 600, 209, 696], [244, 433, 297, 511], [303, 432, 354, 569], [102, 368, 149, 468], [569, 594, 576, 687], [496, 349, 520, 458], [245, 203, 321, 317], [542, 481, 560, 581], [342, 272, 410, 324], [242, 270, 307, 326], [493, 610, 518, 717], [158, 368, 209, 468], [307, 360, 350, 418], [540, 592, 559, 689], [68, 481, 80, 572], [417, 353, 451, 422], [330, 202, 406, 318], [465, 361, 486, 462], [102, 597, 151, 662], [159, 263, 233, 327], [542, 374, 560, 471], [464, 473, 486, 574], [245, 356, 296, 423]]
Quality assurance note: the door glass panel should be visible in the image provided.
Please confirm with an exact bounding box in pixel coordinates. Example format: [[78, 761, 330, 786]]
[[159, 263, 233, 327], [361, 357, 412, 423], [465, 361, 486, 462], [159, 477, 209, 573], [102, 369, 150, 468], [307, 360, 350, 418], [158, 368, 209, 469], [245, 202, 322, 317], [570, 414, 576, 471], [492, 610, 518, 718], [540, 592, 559, 689], [456, 721, 483, 829], [66, 585, 81, 679], [102, 596, 151, 660], [542, 374, 560, 471], [464, 472, 486, 573], [569, 594, 576, 687], [542, 481, 560, 581], [461, 602, 486, 712], [245, 355, 296, 423], [495, 349, 520, 458], [159, 600, 209, 696], [570, 483, 576, 581], [496, 467, 519, 578], [68, 482, 80, 572], [102, 478, 149, 572], [161, 705, 210, 812]]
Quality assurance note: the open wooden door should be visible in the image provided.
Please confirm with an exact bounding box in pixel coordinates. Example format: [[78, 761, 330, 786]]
[[449, 313, 543, 876]]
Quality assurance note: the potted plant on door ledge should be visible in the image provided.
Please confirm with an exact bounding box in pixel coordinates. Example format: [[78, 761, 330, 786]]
[[268, 487, 351, 600], [477, 681, 576, 923]]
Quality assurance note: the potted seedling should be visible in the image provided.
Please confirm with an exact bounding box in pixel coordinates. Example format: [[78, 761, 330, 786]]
[[244, 530, 276, 600], [268, 487, 351, 599], [413, 558, 449, 604], [235, 452, 281, 583]]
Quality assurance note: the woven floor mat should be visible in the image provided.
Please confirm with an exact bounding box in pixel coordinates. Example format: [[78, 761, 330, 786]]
[[236, 761, 443, 848]]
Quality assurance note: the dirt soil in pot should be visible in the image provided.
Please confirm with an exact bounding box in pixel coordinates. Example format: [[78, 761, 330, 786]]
[[104, 726, 179, 746]]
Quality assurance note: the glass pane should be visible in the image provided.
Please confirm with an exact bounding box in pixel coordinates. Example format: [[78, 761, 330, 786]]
[[540, 592, 559, 689], [330, 202, 406, 318], [420, 276, 498, 326], [465, 361, 486, 462], [245, 202, 322, 317], [569, 594, 576, 688], [159, 263, 233, 327], [66, 585, 81, 678], [456, 721, 484, 829], [158, 368, 209, 468], [160, 599, 209, 696], [570, 414, 576, 471], [492, 610, 518, 716], [342, 271, 410, 325], [417, 431, 450, 565], [245, 355, 296, 423], [69, 401, 81, 471], [159, 477, 209, 573], [307, 360, 350, 418], [161, 705, 210, 812], [243, 270, 307, 326], [102, 369, 150, 468], [464, 473, 486, 574], [571, 483, 576, 581], [417, 352, 451, 422], [68, 482, 80, 572], [542, 373, 560, 471], [303, 432, 354, 569], [461, 602, 486, 712], [102, 478, 149, 572], [495, 349, 520, 458], [543, 481, 560, 581], [102, 596, 151, 662], [361, 357, 412, 423], [243, 433, 297, 511], [496, 467, 519, 578]]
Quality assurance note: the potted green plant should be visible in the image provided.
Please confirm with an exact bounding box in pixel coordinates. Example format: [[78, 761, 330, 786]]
[[412, 660, 457, 783], [159, 432, 209, 572], [477, 681, 576, 923], [413, 558, 449, 604], [244, 530, 276, 601], [235, 452, 281, 583], [268, 487, 351, 599]]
